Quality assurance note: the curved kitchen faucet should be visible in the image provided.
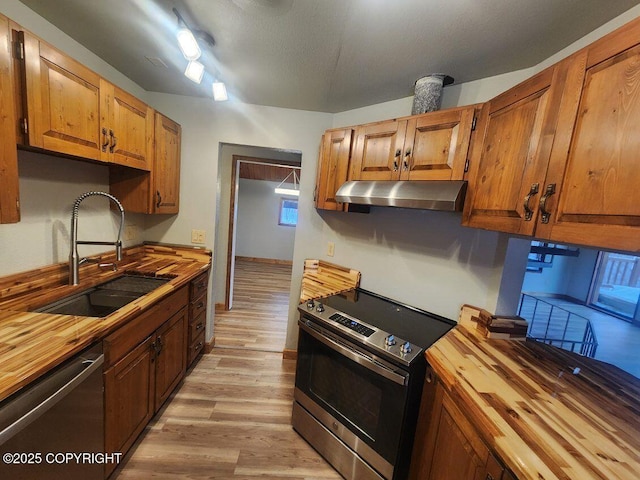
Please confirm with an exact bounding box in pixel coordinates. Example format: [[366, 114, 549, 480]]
[[69, 191, 125, 285]]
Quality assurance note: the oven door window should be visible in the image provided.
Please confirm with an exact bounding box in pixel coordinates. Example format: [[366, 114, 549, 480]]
[[296, 327, 408, 465]]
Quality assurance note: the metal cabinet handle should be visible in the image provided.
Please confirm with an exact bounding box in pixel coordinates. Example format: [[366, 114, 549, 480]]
[[485, 475, 495, 480], [101, 128, 110, 152], [156, 336, 163, 355], [196, 301, 204, 309], [523, 183, 539, 221], [403, 148, 411, 170], [194, 341, 203, 352], [195, 322, 203, 331], [393, 149, 401, 171], [539, 183, 556, 224], [109, 129, 117, 153], [156, 190, 162, 208]]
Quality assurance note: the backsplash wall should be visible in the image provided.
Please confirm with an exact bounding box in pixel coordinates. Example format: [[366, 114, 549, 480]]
[[0, 150, 145, 276]]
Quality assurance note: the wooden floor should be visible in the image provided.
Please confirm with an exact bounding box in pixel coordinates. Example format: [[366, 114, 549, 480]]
[[214, 258, 293, 352], [112, 261, 341, 479]]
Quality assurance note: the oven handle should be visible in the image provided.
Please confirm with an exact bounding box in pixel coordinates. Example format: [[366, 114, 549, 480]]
[[299, 320, 409, 386]]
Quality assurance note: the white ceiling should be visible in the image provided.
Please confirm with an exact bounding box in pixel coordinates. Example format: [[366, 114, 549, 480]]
[[17, 0, 640, 113]]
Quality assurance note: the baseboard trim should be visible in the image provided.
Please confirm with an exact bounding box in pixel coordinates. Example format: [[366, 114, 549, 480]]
[[205, 337, 215, 354], [215, 302, 226, 312], [236, 256, 293, 266], [282, 349, 298, 360]]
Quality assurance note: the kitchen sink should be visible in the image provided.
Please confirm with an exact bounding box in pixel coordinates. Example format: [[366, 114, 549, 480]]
[[35, 275, 170, 317]]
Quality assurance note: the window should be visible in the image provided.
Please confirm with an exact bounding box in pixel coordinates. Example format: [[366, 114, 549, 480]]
[[279, 198, 298, 226], [589, 252, 640, 321]]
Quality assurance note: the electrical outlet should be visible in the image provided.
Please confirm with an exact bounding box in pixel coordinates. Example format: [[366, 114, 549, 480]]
[[327, 241, 335, 257], [191, 229, 206, 244], [124, 225, 136, 241]]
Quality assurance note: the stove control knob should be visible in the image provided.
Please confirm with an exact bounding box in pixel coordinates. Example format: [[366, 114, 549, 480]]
[[306, 299, 315, 309], [400, 342, 412, 354], [316, 303, 325, 313], [385, 334, 396, 346]]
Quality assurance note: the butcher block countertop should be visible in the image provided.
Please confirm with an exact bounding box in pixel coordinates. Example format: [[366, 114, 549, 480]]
[[0, 244, 211, 403], [426, 305, 640, 480]]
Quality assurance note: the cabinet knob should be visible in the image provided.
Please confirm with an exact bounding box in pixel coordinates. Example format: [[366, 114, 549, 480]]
[[156, 190, 162, 208], [196, 322, 203, 331]]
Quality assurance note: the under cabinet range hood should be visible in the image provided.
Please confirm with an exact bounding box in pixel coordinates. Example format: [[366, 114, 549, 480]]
[[335, 180, 467, 211]]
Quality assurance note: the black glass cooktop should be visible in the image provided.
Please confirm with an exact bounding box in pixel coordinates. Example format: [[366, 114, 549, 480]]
[[321, 289, 455, 350]]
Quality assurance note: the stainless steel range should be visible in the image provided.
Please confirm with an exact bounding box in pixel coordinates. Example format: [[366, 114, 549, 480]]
[[292, 289, 455, 480]]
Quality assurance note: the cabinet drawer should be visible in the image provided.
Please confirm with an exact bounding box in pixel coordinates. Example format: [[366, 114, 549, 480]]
[[189, 311, 206, 342], [190, 272, 208, 300], [190, 294, 207, 320], [188, 330, 205, 366], [104, 286, 189, 367]]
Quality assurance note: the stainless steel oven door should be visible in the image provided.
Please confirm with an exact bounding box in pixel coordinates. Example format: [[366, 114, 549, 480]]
[[294, 318, 410, 480]]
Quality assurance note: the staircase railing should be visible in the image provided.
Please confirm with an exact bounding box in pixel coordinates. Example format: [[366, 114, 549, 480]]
[[518, 293, 598, 358]]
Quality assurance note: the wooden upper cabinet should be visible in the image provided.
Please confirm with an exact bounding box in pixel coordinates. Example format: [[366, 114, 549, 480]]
[[465, 16, 640, 252], [350, 107, 475, 182], [152, 112, 181, 214], [462, 57, 581, 236], [540, 18, 640, 252], [0, 14, 20, 224], [22, 30, 103, 160], [315, 128, 353, 210], [20, 31, 154, 171], [101, 81, 154, 170], [350, 119, 407, 180], [400, 107, 476, 181]]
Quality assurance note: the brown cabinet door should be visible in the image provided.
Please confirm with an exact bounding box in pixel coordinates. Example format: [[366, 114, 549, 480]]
[[428, 389, 494, 480], [542, 20, 640, 252], [154, 308, 187, 408], [350, 119, 407, 180], [23, 32, 103, 160], [0, 14, 19, 224], [463, 62, 572, 236], [102, 81, 154, 171], [104, 336, 155, 475], [153, 112, 181, 213], [401, 107, 475, 181], [316, 128, 353, 210]]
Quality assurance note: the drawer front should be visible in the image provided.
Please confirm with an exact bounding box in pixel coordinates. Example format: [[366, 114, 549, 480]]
[[190, 272, 208, 300], [190, 294, 207, 320], [189, 311, 206, 342], [188, 330, 205, 366], [104, 286, 189, 367]]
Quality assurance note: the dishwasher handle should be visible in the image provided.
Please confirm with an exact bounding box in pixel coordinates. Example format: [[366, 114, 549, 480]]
[[0, 352, 104, 446]]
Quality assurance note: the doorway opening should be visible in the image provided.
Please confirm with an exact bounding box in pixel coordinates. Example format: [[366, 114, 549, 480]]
[[213, 143, 302, 353], [518, 241, 640, 378]]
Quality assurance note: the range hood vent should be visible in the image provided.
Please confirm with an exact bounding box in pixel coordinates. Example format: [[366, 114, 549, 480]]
[[334, 180, 467, 211]]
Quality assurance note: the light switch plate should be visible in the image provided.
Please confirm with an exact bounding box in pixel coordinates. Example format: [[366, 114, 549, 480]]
[[327, 241, 335, 257], [191, 229, 206, 244]]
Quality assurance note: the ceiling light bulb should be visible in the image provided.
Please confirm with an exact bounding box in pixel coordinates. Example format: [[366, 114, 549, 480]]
[[213, 81, 228, 101], [274, 187, 300, 197], [177, 28, 201, 60], [184, 60, 205, 84]]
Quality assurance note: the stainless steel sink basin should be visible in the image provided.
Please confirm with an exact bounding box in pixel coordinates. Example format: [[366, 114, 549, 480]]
[[35, 275, 170, 317]]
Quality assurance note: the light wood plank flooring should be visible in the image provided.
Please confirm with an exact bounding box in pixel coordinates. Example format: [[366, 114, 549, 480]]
[[214, 258, 293, 352], [112, 261, 342, 479]]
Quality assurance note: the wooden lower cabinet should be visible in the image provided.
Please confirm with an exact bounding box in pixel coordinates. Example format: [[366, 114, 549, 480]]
[[410, 370, 514, 480], [187, 271, 209, 367], [103, 287, 189, 477], [104, 337, 155, 470], [154, 309, 187, 407]]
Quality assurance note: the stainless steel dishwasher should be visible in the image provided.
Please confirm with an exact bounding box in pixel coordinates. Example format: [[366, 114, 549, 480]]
[[0, 343, 105, 480]]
